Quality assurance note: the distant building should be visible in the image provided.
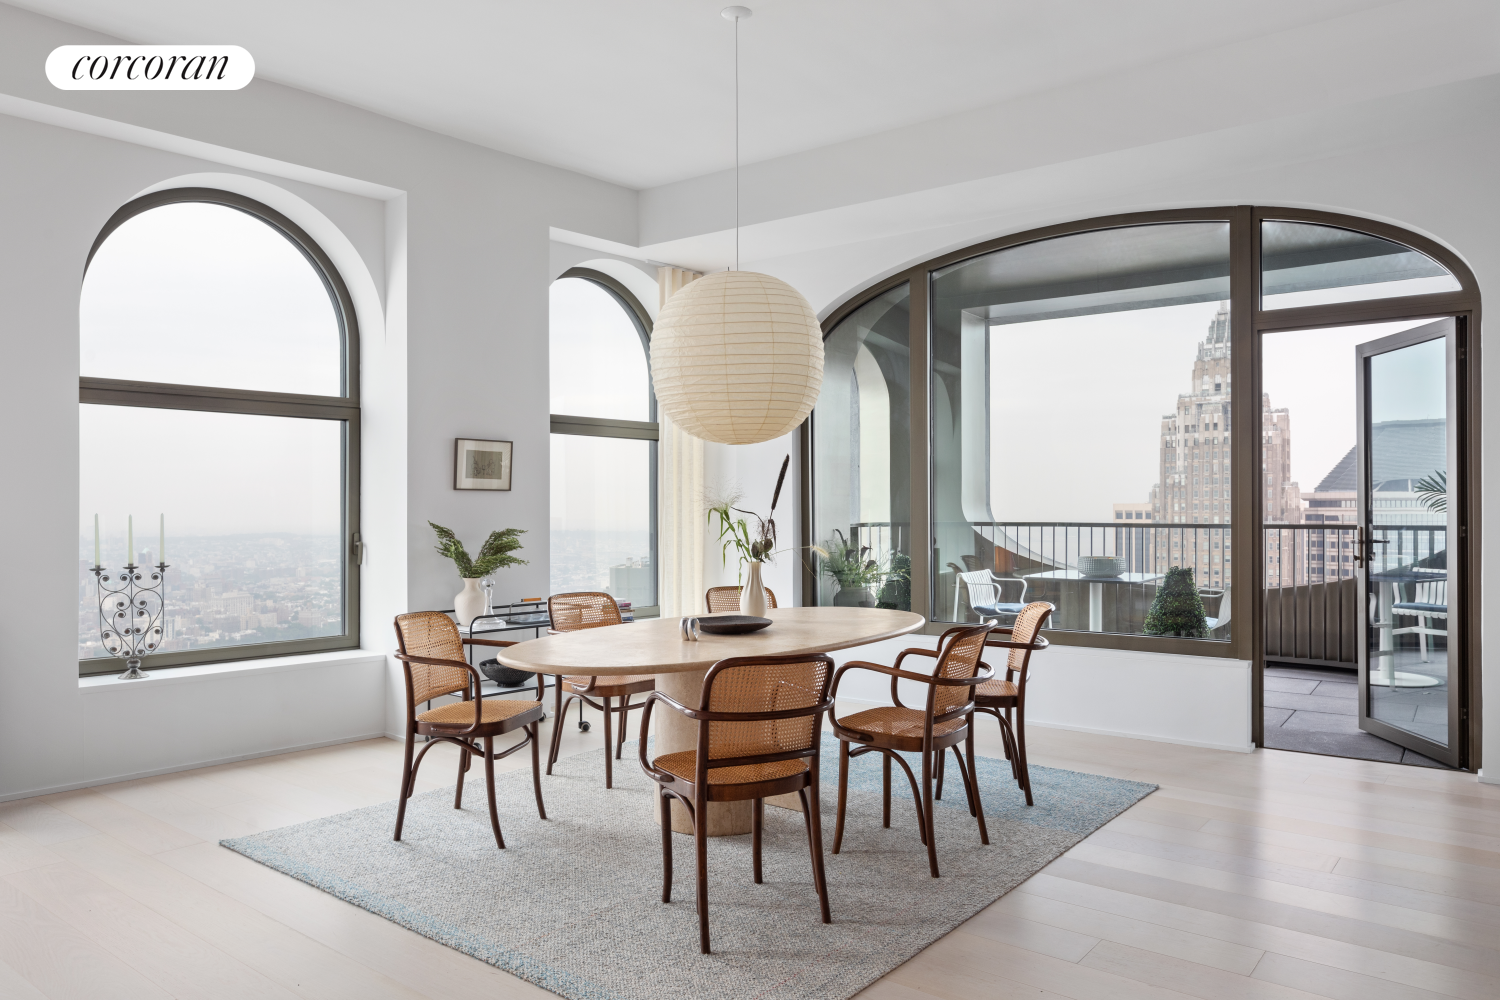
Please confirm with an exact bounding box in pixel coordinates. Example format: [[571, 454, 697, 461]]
[[1114, 303, 1302, 588], [608, 556, 654, 608]]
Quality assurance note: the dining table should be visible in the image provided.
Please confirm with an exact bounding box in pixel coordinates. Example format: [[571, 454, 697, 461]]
[[495, 605, 926, 836]]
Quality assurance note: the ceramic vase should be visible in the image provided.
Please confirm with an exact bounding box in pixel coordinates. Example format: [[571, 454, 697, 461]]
[[454, 577, 486, 627], [740, 561, 769, 617]]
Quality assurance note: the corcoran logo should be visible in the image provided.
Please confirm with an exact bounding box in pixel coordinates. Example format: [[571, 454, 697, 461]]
[[46, 45, 254, 90]]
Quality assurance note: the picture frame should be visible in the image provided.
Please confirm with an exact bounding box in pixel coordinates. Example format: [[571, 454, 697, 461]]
[[454, 438, 513, 491]]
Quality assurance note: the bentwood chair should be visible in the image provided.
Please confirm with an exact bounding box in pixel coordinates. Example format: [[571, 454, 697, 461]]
[[829, 623, 995, 877], [638, 653, 834, 954], [545, 592, 653, 788], [957, 601, 1053, 807], [704, 585, 779, 614], [392, 612, 546, 849]]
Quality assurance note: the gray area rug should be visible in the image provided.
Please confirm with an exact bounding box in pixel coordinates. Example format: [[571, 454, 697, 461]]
[[223, 735, 1155, 1000]]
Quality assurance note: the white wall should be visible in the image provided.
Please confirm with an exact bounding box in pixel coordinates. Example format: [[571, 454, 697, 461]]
[[832, 636, 1252, 754], [0, 3, 639, 799]]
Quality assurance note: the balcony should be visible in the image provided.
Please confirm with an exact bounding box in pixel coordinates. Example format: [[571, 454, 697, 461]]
[[839, 521, 1445, 663]]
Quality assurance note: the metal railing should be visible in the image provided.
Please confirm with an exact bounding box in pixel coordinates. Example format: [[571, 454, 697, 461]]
[[831, 520, 1445, 660]]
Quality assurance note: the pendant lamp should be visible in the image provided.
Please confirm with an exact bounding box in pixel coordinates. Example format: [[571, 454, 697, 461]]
[[649, 6, 824, 446]]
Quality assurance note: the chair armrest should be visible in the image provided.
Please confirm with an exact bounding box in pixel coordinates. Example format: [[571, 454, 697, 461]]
[[637, 691, 709, 783], [464, 637, 518, 648], [394, 652, 488, 735], [985, 635, 1049, 652]]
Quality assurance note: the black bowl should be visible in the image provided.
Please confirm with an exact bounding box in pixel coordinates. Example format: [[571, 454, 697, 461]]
[[695, 615, 772, 635], [478, 658, 535, 688]]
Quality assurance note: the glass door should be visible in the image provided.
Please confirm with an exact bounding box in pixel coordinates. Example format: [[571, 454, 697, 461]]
[[1355, 318, 1461, 766]]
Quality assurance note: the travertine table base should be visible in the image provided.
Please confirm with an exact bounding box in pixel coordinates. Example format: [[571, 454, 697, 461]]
[[496, 607, 925, 835]]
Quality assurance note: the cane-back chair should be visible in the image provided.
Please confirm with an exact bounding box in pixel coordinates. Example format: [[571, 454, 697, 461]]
[[392, 612, 546, 849], [544, 592, 653, 788], [703, 585, 779, 614], [963, 601, 1052, 806], [639, 653, 834, 954], [829, 623, 995, 877]]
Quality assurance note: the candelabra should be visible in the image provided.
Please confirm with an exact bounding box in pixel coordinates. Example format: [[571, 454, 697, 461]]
[[93, 561, 168, 680]]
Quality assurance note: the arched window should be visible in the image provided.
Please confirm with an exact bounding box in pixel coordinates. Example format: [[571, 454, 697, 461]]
[[78, 189, 359, 673], [549, 269, 657, 613]]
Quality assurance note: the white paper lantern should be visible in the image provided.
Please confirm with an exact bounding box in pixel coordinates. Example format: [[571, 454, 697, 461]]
[[650, 270, 824, 445]]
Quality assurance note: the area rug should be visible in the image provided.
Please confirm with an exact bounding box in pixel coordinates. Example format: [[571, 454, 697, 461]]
[[222, 735, 1154, 1000]]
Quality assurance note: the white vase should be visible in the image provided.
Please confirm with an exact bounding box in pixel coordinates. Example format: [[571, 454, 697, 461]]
[[454, 578, 486, 627], [740, 562, 768, 617]]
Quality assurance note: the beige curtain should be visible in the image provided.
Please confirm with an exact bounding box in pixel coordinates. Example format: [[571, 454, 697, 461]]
[[656, 267, 705, 617]]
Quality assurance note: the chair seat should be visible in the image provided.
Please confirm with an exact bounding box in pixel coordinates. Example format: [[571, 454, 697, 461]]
[[974, 603, 1025, 616], [836, 706, 967, 750], [974, 677, 1019, 701], [563, 674, 655, 696], [418, 698, 541, 729], [1392, 603, 1448, 615], [653, 750, 809, 787]]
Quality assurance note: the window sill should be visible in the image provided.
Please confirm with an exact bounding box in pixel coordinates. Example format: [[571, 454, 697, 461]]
[[78, 649, 386, 692]]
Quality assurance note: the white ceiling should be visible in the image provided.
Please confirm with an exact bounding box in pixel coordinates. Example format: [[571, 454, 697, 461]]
[[10, 0, 1394, 189]]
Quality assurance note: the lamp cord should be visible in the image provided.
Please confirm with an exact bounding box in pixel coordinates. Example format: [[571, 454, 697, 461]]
[[734, 13, 740, 272]]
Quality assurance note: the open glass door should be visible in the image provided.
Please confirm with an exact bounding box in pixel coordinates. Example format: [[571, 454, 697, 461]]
[[1355, 318, 1461, 767]]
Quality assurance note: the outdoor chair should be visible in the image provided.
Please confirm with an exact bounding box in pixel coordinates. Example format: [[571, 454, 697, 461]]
[[392, 612, 546, 850], [956, 569, 1027, 623], [638, 653, 834, 954], [704, 585, 779, 614], [829, 623, 995, 877], [544, 591, 653, 788], [1392, 579, 1448, 663]]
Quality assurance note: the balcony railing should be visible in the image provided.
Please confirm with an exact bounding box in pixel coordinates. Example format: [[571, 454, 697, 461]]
[[835, 521, 1444, 663]]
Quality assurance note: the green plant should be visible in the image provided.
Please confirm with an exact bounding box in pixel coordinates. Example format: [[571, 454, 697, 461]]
[[1414, 470, 1447, 512], [812, 529, 885, 591], [429, 522, 528, 578], [1142, 566, 1208, 638], [704, 455, 790, 572], [876, 551, 912, 611]]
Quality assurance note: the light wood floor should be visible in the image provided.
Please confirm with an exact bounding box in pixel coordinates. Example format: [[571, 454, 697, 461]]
[[2, 700, 1498, 1000]]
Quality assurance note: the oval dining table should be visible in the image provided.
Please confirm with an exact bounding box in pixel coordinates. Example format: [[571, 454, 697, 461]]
[[495, 605, 925, 835]]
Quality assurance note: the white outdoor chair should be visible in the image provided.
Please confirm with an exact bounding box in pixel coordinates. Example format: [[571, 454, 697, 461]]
[[1203, 586, 1232, 637], [957, 570, 1027, 623], [1391, 579, 1447, 662]]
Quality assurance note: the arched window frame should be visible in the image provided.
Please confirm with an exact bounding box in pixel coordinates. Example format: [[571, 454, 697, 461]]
[[79, 187, 361, 674], [548, 267, 659, 616], [805, 206, 1480, 753]]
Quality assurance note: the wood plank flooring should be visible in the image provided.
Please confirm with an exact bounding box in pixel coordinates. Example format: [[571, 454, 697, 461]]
[[1, 698, 1497, 1000]]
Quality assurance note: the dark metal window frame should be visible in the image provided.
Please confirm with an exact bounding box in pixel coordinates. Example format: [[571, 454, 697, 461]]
[[549, 267, 660, 618], [78, 188, 362, 676], [805, 206, 1481, 764]]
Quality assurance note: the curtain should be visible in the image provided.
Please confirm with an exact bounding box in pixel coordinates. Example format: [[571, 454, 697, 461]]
[[656, 267, 705, 617]]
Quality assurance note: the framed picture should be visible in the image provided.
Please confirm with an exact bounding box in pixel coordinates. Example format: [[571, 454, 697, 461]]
[[454, 438, 513, 491]]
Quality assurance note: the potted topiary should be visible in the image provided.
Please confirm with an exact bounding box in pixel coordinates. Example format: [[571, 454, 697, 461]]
[[1142, 566, 1208, 638]]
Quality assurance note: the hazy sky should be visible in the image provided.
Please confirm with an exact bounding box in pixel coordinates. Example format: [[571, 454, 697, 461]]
[[989, 300, 1224, 522], [81, 202, 341, 395], [549, 277, 649, 421], [548, 277, 653, 532], [1262, 319, 1432, 490], [78, 203, 347, 548], [80, 405, 343, 551]]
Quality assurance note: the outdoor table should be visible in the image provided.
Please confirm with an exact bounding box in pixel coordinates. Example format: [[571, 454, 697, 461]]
[[1021, 570, 1165, 632], [496, 606, 925, 835], [1369, 567, 1446, 688]]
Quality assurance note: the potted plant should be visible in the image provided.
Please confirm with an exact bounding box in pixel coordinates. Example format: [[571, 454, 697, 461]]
[[877, 551, 912, 611], [703, 455, 789, 617], [429, 522, 527, 627], [1142, 566, 1208, 638], [813, 529, 886, 608]]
